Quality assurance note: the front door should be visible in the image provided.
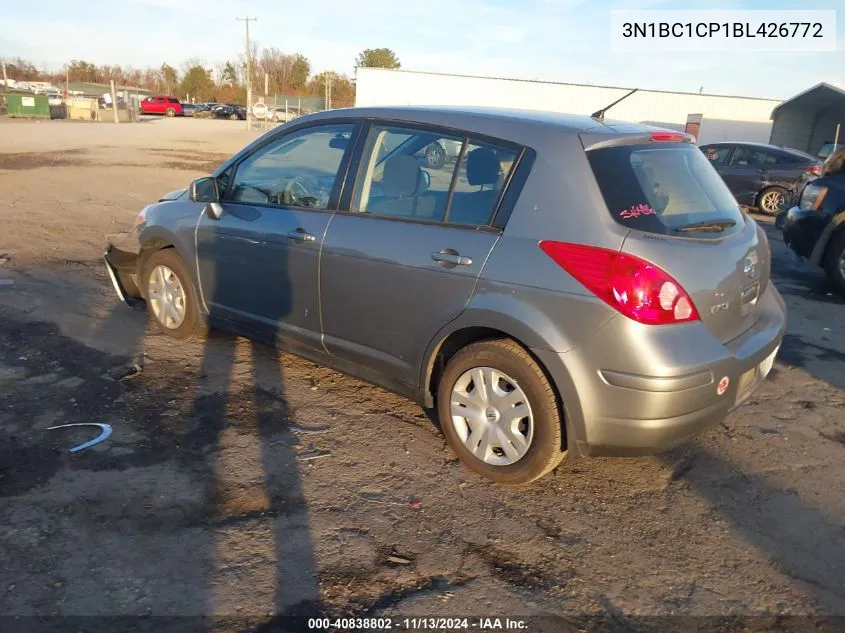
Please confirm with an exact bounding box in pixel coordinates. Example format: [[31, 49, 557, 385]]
[[320, 123, 520, 388], [719, 145, 765, 206], [195, 121, 357, 351]]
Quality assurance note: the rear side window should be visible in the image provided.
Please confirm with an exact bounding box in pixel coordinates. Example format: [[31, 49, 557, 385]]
[[352, 125, 518, 227], [168, 98, 180, 104], [588, 143, 744, 236]]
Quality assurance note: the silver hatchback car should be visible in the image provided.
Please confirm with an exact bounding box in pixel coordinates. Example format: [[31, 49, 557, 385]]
[[104, 106, 786, 484]]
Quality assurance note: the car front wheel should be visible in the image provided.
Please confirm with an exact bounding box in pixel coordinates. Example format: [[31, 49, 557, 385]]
[[142, 249, 207, 339], [437, 339, 566, 485]]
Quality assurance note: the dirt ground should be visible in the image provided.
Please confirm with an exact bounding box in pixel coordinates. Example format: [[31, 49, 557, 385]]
[[1, 117, 845, 633]]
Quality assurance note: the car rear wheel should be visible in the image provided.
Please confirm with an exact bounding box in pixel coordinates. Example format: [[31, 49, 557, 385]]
[[424, 143, 446, 169], [229, 113, 238, 120], [823, 231, 845, 298], [437, 339, 566, 485], [142, 249, 207, 339], [757, 186, 787, 214], [165, 107, 176, 117]]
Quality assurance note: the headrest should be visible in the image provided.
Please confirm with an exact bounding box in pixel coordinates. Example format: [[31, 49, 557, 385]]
[[466, 148, 501, 186], [382, 155, 421, 197]]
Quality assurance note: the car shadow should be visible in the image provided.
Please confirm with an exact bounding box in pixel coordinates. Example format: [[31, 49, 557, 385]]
[[74, 223, 324, 626], [183, 217, 322, 628], [660, 445, 845, 615]]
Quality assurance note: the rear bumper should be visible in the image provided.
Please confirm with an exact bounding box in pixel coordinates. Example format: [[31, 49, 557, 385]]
[[534, 284, 787, 457], [104, 243, 143, 307]]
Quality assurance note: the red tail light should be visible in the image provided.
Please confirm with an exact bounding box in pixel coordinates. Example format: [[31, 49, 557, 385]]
[[806, 164, 821, 175], [538, 242, 700, 325]]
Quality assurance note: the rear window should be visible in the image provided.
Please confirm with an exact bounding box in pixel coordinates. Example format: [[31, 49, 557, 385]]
[[587, 143, 744, 236], [168, 98, 180, 103]]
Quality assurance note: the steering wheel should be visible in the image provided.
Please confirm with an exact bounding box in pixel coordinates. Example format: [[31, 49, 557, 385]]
[[280, 175, 321, 207]]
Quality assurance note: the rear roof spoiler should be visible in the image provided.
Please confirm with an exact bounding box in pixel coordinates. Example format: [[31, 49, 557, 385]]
[[579, 127, 696, 151]]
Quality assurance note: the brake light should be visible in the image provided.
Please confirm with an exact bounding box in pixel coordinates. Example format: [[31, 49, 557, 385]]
[[806, 164, 821, 176], [538, 241, 700, 325], [650, 131, 692, 143]]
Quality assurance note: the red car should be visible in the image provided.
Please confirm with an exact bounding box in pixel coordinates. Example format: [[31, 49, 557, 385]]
[[140, 96, 183, 117]]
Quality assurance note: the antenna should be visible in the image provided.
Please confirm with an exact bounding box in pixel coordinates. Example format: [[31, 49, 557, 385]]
[[591, 88, 638, 122]]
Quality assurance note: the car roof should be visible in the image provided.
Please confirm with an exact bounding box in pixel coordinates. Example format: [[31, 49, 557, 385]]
[[305, 105, 665, 138]]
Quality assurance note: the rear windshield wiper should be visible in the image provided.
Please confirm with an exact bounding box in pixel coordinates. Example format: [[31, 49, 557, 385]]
[[674, 219, 737, 233]]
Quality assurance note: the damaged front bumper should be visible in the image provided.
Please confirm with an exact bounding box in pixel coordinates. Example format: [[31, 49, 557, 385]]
[[103, 243, 144, 308]]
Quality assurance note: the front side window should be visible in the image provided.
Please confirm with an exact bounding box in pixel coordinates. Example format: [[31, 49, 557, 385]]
[[224, 123, 354, 210], [353, 125, 518, 226]]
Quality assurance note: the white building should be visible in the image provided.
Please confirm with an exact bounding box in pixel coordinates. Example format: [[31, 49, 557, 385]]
[[355, 68, 781, 146]]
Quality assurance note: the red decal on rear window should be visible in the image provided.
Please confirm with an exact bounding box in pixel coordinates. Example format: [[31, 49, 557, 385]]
[[619, 204, 657, 219]]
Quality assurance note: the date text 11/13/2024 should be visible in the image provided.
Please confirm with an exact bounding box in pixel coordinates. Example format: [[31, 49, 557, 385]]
[[307, 617, 529, 630]]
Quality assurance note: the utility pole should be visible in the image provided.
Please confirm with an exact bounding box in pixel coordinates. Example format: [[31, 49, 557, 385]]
[[324, 72, 332, 110], [110, 79, 120, 124], [1, 60, 8, 105], [236, 15, 257, 130]]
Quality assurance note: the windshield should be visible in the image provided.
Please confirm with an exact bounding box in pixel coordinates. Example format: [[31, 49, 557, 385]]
[[587, 143, 744, 237]]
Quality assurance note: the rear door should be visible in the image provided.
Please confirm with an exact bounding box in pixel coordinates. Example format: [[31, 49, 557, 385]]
[[587, 140, 770, 344], [320, 122, 520, 387]]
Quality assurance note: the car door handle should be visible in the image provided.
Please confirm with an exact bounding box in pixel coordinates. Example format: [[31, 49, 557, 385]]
[[431, 251, 472, 266], [286, 229, 316, 243]]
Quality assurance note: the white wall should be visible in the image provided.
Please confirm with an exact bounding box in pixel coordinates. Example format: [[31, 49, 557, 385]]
[[355, 68, 779, 145]]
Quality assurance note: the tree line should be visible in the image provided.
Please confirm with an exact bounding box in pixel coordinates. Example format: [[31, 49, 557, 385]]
[[1, 48, 401, 107]]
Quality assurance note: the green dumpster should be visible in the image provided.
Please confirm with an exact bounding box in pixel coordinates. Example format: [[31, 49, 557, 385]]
[[7, 92, 51, 119]]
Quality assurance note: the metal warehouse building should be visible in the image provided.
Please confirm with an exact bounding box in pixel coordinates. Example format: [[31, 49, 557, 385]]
[[769, 83, 845, 156], [355, 69, 842, 153]]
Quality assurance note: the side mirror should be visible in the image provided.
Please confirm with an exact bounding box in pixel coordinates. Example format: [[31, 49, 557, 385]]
[[189, 177, 223, 220], [419, 170, 431, 191]]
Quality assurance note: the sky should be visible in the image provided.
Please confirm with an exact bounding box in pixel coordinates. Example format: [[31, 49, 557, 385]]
[[1, 0, 842, 100]]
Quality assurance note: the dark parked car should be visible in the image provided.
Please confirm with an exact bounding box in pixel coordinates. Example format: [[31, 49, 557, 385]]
[[103, 106, 785, 484], [782, 147, 845, 296], [700, 142, 822, 214], [210, 103, 246, 120]]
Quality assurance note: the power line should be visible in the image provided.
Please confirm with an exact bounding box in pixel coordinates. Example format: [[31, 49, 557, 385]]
[[236, 16, 257, 129]]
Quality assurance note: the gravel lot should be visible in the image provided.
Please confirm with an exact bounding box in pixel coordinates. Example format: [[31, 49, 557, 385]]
[[1, 117, 844, 632]]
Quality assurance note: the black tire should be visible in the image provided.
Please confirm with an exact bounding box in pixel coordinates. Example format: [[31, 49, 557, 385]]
[[437, 339, 566, 485], [424, 143, 446, 170], [756, 186, 787, 215], [823, 230, 845, 298], [165, 107, 175, 117], [229, 113, 238, 120], [141, 249, 207, 340]]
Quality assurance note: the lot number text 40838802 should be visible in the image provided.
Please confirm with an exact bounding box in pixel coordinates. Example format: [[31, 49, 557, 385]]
[[306, 617, 529, 630]]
